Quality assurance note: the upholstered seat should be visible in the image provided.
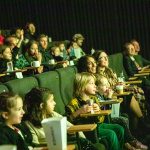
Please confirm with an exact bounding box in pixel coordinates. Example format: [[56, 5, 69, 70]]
[[35, 71, 65, 115]]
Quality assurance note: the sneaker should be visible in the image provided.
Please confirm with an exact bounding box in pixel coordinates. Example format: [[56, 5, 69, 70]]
[[130, 140, 148, 150], [124, 143, 137, 150]]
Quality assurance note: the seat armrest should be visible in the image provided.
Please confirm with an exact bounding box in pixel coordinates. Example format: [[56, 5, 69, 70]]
[[134, 72, 149, 77], [80, 110, 112, 117], [113, 91, 131, 96], [67, 124, 97, 133], [125, 80, 142, 84], [99, 98, 123, 105], [128, 77, 138, 80], [0, 73, 6, 77]]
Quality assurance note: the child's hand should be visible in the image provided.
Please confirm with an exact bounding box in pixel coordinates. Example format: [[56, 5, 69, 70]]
[[107, 89, 114, 98], [104, 88, 114, 98], [93, 103, 100, 112], [80, 105, 93, 113], [62, 62, 68, 68]]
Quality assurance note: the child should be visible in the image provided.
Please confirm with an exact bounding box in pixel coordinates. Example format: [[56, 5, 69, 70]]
[[25, 40, 43, 74], [57, 41, 69, 60], [0, 45, 16, 82], [0, 45, 13, 73], [96, 75, 148, 150], [65, 72, 124, 150], [0, 92, 47, 150], [24, 87, 105, 150], [51, 46, 68, 68]]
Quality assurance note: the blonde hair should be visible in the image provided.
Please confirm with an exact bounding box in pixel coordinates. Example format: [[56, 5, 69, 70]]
[[74, 72, 96, 98], [95, 74, 107, 86]]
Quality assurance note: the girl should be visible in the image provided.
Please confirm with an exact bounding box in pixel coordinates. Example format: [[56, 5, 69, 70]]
[[0, 92, 46, 150], [24, 87, 105, 150], [25, 40, 43, 74], [0, 45, 16, 82], [0, 45, 13, 73], [65, 72, 124, 150], [96, 75, 148, 150]]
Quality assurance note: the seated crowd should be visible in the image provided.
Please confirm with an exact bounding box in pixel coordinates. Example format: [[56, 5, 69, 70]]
[[0, 23, 150, 150]]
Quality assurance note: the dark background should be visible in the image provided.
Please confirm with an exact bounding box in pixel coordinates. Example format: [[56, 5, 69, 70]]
[[0, 0, 150, 58]]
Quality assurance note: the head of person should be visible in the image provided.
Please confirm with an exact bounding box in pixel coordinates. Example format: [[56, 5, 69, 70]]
[[74, 72, 97, 98], [93, 50, 109, 68], [51, 46, 61, 57], [5, 35, 18, 49], [0, 92, 24, 126], [77, 55, 97, 74], [57, 41, 65, 52], [72, 33, 84, 47], [96, 75, 110, 95], [123, 42, 135, 56], [27, 40, 39, 56], [15, 28, 24, 40], [38, 34, 48, 50], [24, 87, 55, 127], [130, 39, 140, 54], [0, 45, 12, 61], [11, 27, 24, 40], [25, 22, 36, 35]]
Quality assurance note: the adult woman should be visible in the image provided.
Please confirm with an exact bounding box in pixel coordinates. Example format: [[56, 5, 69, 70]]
[[77, 54, 97, 74]]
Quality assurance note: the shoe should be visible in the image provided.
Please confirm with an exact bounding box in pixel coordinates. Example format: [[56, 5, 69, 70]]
[[130, 140, 148, 150], [124, 143, 137, 150]]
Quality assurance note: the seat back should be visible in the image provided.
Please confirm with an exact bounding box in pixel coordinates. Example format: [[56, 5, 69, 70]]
[[4, 77, 39, 99], [56, 67, 76, 105], [0, 84, 9, 94], [109, 53, 128, 80], [35, 71, 65, 115]]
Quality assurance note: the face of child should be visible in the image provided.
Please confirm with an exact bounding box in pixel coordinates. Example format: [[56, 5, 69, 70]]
[[87, 57, 97, 74], [45, 95, 56, 114], [53, 47, 61, 56], [6, 97, 25, 126], [97, 77, 110, 94], [3, 47, 12, 60], [40, 37, 48, 49], [29, 43, 38, 55], [59, 43, 65, 51], [97, 52, 109, 67], [85, 77, 97, 95]]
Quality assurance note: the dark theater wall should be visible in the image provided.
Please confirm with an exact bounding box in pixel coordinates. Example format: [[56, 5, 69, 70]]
[[0, 0, 150, 58]]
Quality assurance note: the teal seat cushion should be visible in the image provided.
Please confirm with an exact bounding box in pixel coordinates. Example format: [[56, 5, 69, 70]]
[[4, 77, 38, 99], [35, 71, 65, 115], [109, 53, 128, 80], [56, 66, 76, 105], [0, 84, 9, 94]]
